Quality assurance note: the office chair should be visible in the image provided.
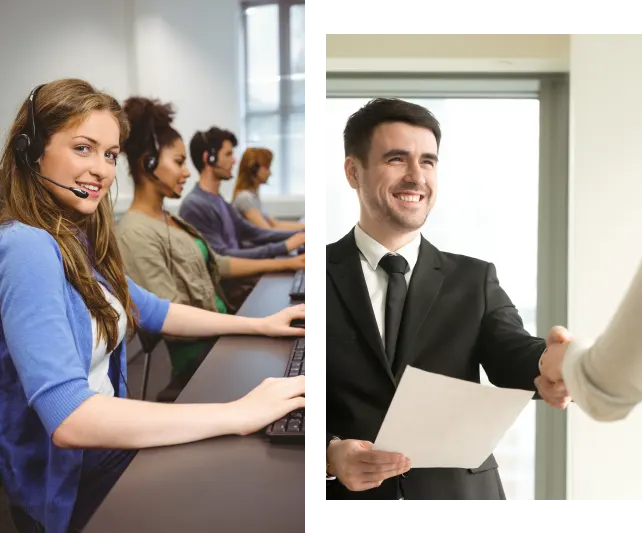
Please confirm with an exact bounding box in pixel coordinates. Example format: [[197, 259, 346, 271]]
[[136, 330, 163, 401]]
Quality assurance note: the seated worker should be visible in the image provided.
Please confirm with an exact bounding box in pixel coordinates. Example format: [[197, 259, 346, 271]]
[[0, 79, 305, 533], [118, 97, 304, 400], [232, 147, 305, 230], [179, 127, 305, 261]]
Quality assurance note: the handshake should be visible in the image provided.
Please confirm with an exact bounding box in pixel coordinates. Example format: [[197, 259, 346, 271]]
[[535, 326, 573, 409]]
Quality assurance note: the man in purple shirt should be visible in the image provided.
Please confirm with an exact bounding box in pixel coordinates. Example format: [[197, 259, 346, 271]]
[[180, 127, 305, 259]]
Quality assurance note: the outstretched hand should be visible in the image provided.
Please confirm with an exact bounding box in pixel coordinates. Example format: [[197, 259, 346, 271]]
[[535, 326, 572, 409]]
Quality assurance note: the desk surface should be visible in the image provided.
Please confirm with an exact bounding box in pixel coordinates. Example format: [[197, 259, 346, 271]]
[[85, 273, 304, 533]]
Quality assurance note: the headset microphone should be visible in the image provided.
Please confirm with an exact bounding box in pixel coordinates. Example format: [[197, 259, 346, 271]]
[[21, 157, 89, 199], [144, 119, 181, 199], [199, 131, 232, 178], [12, 85, 90, 199], [149, 171, 181, 199]]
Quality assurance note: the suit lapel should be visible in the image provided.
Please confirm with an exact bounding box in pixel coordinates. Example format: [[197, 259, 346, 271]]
[[393, 238, 445, 380], [327, 230, 395, 385]]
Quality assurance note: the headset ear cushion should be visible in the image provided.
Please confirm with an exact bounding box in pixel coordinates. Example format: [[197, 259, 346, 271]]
[[12, 134, 30, 154], [208, 151, 216, 166], [144, 155, 158, 172], [28, 135, 44, 163]]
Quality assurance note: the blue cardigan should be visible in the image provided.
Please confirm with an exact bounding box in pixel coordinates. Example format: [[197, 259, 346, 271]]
[[0, 221, 170, 532]]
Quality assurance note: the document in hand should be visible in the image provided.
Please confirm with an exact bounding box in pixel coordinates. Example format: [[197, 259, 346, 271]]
[[373, 366, 534, 469]]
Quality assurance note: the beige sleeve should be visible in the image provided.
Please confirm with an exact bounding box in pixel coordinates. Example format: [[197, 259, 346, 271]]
[[212, 252, 231, 277], [118, 227, 187, 306], [562, 260, 642, 422]]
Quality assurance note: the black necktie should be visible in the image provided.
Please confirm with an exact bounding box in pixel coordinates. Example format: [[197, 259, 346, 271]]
[[378, 253, 410, 367]]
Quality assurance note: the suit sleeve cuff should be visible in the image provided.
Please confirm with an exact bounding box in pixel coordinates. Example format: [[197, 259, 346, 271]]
[[539, 348, 546, 371]]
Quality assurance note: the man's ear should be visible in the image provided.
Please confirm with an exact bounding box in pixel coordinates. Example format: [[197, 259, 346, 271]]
[[345, 156, 360, 190]]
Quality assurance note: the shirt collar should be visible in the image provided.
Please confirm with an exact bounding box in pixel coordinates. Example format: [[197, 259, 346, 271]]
[[353, 223, 421, 273]]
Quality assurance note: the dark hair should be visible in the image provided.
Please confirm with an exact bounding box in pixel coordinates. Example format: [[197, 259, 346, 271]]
[[121, 97, 181, 185], [343, 98, 441, 165], [190, 127, 238, 172]]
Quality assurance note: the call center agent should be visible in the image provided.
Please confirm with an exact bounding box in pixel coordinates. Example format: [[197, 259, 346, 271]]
[[232, 147, 305, 231], [179, 127, 305, 260], [0, 79, 305, 533], [117, 97, 304, 399]]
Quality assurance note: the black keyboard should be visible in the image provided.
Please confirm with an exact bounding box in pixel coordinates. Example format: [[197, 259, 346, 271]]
[[266, 338, 305, 443], [289, 270, 305, 301]]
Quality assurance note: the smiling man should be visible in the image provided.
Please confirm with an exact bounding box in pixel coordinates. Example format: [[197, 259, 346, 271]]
[[325, 98, 570, 500]]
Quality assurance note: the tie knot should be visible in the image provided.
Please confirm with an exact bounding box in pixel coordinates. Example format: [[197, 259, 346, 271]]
[[379, 253, 409, 276]]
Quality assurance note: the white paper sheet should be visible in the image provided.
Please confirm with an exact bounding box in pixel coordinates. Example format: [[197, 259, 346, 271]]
[[374, 366, 534, 469]]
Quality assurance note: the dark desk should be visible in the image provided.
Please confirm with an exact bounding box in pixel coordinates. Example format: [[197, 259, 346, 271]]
[[85, 273, 304, 533]]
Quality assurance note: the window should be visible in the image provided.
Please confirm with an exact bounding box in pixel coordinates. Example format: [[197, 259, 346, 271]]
[[242, 1, 304, 196], [326, 95, 540, 500]]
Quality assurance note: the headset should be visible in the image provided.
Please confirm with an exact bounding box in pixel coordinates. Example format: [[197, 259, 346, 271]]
[[199, 131, 218, 167], [143, 118, 180, 199], [143, 119, 160, 173], [12, 85, 89, 199]]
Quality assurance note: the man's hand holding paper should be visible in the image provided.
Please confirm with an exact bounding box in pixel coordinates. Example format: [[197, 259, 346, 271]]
[[327, 439, 411, 491]]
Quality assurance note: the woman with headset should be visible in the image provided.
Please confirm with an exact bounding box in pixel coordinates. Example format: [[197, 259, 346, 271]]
[[117, 98, 304, 399], [0, 79, 304, 533], [232, 147, 305, 230]]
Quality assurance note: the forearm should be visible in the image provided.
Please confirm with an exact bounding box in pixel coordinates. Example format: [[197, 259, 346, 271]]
[[562, 261, 642, 420], [225, 257, 289, 278], [274, 220, 305, 231], [161, 302, 265, 337], [241, 221, 296, 245], [53, 394, 242, 449], [219, 241, 289, 259]]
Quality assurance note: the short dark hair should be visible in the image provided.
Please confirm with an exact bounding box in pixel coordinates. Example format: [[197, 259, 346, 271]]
[[190, 126, 238, 172], [343, 98, 441, 164]]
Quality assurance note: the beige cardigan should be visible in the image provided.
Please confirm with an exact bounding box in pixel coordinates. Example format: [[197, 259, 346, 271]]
[[563, 259, 642, 421]]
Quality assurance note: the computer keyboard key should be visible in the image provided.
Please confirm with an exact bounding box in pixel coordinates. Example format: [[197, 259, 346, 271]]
[[287, 419, 301, 432]]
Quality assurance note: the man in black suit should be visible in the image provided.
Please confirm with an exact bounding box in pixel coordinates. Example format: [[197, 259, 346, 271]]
[[326, 98, 571, 500]]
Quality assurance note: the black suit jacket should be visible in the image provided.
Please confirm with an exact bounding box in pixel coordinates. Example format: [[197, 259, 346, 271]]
[[326, 229, 545, 500]]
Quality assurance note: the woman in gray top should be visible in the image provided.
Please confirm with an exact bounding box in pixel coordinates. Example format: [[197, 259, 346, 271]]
[[232, 147, 305, 230]]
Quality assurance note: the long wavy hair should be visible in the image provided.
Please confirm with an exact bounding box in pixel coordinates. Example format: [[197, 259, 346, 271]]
[[232, 147, 273, 199], [0, 79, 138, 351]]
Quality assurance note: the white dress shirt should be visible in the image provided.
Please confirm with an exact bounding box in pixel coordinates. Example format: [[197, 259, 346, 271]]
[[326, 224, 421, 483], [353, 223, 421, 345]]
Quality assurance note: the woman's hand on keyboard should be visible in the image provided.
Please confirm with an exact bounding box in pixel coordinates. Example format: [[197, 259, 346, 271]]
[[260, 304, 305, 337], [232, 375, 305, 435]]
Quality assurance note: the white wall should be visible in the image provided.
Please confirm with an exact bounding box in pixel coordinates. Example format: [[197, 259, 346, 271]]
[[0, 0, 244, 215], [130, 0, 242, 212], [0, 0, 132, 143], [567, 34, 642, 499]]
